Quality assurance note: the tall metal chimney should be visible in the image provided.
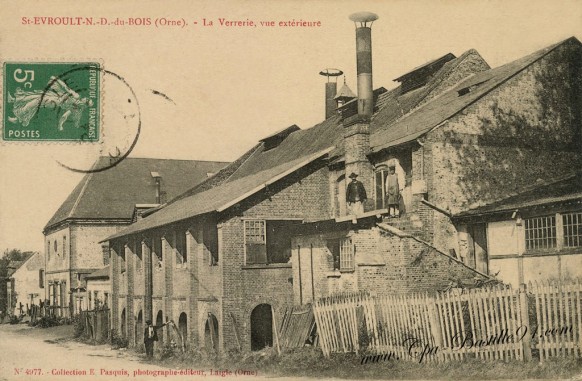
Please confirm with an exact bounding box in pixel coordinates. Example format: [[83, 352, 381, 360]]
[[349, 12, 378, 119], [319, 68, 343, 119]]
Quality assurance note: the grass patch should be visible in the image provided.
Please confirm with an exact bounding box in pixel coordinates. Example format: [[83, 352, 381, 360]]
[[143, 345, 582, 379]]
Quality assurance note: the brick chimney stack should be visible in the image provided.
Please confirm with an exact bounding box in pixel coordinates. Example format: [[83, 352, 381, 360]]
[[320, 68, 343, 119]]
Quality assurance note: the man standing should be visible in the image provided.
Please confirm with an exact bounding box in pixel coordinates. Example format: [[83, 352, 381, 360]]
[[385, 166, 401, 217], [346, 172, 367, 215], [144, 319, 168, 359]]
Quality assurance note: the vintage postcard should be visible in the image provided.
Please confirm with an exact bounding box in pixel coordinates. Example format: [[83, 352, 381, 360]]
[[1, 1, 582, 380]]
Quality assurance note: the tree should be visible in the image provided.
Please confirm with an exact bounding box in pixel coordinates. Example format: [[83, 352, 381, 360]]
[[0, 249, 35, 316]]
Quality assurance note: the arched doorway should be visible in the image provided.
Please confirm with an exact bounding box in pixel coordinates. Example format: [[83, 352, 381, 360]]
[[136, 310, 143, 346], [156, 310, 164, 344], [120, 308, 126, 339], [204, 313, 219, 352], [250, 304, 272, 351], [178, 312, 188, 347]]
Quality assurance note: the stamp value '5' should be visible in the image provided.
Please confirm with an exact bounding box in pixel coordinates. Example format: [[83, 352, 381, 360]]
[[3, 62, 100, 141]]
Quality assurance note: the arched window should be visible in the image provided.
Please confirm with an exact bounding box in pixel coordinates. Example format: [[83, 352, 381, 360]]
[[156, 310, 164, 344], [135, 311, 143, 345], [120, 308, 127, 339], [178, 312, 188, 344], [204, 313, 219, 352]]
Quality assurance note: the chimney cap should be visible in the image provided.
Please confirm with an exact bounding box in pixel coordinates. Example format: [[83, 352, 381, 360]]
[[319, 68, 344, 77], [349, 12, 378, 24]]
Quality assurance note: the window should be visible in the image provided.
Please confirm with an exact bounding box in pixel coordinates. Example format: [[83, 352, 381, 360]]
[[120, 244, 127, 273], [204, 225, 219, 266], [47, 240, 51, 261], [339, 238, 354, 271], [563, 212, 582, 248], [135, 241, 143, 270], [153, 237, 163, 269], [39, 269, 45, 288], [525, 215, 557, 251], [375, 168, 389, 210], [54, 240, 57, 253], [245, 220, 266, 264], [63, 236, 67, 257], [244, 220, 297, 265], [326, 239, 341, 270], [175, 231, 187, 266]]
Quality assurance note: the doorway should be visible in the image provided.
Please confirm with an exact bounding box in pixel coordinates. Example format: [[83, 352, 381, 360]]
[[250, 304, 273, 351]]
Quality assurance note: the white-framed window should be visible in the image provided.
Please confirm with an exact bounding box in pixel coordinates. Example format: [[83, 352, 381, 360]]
[[563, 212, 582, 248], [524, 211, 582, 252], [525, 215, 556, 251], [244, 219, 297, 265], [340, 237, 354, 271], [245, 220, 267, 264]]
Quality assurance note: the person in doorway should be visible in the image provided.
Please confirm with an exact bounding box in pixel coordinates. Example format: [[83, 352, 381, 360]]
[[385, 166, 401, 217], [144, 319, 168, 359], [346, 172, 367, 215]]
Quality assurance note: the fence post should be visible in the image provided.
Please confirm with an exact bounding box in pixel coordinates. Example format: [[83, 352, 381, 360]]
[[428, 295, 444, 355], [519, 283, 532, 362]]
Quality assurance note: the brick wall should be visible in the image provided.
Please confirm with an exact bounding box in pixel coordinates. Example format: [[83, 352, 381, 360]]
[[293, 225, 489, 298]]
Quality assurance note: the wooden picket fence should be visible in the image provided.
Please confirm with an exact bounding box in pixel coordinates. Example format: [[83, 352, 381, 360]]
[[313, 280, 582, 362], [530, 280, 582, 361]]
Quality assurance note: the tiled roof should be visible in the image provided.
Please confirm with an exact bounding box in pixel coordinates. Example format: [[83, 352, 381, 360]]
[[370, 38, 577, 152], [105, 38, 579, 241], [86, 266, 110, 280], [454, 172, 582, 218], [44, 157, 228, 232], [105, 148, 333, 240]]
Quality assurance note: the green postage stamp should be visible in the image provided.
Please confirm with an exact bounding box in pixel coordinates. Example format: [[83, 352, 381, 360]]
[[3, 62, 100, 141]]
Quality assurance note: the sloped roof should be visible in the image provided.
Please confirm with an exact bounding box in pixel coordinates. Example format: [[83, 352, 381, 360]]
[[454, 172, 582, 218], [86, 265, 110, 280], [105, 148, 333, 240], [335, 83, 356, 99], [6, 252, 35, 278], [370, 38, 579, 152], [44, 157, 228, 232], [105, 38, 579, 242]]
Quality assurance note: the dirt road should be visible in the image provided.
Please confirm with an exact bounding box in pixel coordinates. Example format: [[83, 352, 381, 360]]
[[0, 324, 260, 381]]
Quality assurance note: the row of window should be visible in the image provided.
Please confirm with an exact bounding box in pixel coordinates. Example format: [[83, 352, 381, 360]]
[[119, 229, 219, 273], [118, 220, 301, 271], [525, 212, 582, 251]]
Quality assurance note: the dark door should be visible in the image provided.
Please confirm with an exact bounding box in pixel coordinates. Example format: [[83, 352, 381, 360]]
[[468, 223, 488, 274], [250, 304, 273, 351]]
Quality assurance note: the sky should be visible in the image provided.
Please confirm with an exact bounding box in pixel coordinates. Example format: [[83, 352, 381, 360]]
[[1, 0, 581, 254]]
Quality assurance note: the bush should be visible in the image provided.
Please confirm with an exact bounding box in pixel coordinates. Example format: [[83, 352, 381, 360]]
[[72, 315, 84, 338], [36, 315, 60, 328], [9, 315, 20, 325], [110, 329, 129, 349], [161, 340, 179, 360]]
